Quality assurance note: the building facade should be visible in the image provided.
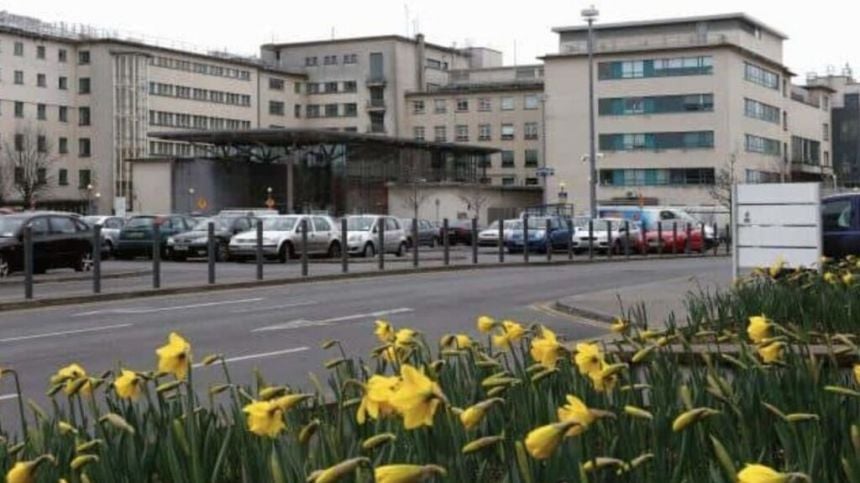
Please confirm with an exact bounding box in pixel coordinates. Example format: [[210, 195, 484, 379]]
[[543, 13, 833, 214], [807, 71, 860, 187]]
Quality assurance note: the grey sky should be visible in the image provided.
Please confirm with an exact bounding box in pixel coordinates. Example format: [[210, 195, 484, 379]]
[[4, 0, 856, 80]]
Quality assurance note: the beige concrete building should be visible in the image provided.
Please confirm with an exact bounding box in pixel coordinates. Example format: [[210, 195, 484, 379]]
[[543, 13, 833, 214]]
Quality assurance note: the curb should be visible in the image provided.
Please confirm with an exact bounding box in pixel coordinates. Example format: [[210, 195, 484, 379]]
[[553, 299, 617, 325], [0, 253, 728, 313], [0, 270, 152, 287]]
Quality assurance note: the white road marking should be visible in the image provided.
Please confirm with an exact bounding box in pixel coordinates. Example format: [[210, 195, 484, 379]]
[[230, 300, 318, 314], [192, 346, 309, 368], [252, 307, 414, 333], [73, 298, 265, 317], [0, 323, 133, 343], [0, 394, 19, 401]]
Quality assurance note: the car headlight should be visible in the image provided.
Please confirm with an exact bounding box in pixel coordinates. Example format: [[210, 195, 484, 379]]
[[193, 237, 208, 244], [263, 237, 277, 245], [530, 230, 546, 240], [166, 237, 175, 246]]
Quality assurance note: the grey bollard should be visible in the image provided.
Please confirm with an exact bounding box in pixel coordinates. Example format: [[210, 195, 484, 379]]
[[301, 218, 309, 276], [152, 222, 161, 289], [606, 219, 613, 259], [93, 224, 101, 294], [672, 222, 678, 255], [588, 219, 594, 260], [567, 219, 573, 260], [378, 217, 385, 271], [207, 221, 216, 284], [624, 220, 631, 258], [412, 218, 419, 268], [498, 218, 505, 263], [685, 223, 692, 255], [256, 220, 264, 280], [23, 225, 33, 300], [442, 219, 450, 266], [523, 215, 530, 263], [472, 218, 478, 264], [341, 218, 349, 273], [545, 218, 552, 262]]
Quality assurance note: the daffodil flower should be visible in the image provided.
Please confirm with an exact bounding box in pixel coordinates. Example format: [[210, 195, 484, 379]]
[[242, 399, 285, 438], [374, 464, 446, 483], [530, 326, 562, 370], [556, 394, 596, 437], [113, 369, 143, 401], [477, 315, 496, 333], [492, 320, 526, 348], [747, 315, 772, 344], [574, 342, 604, 376], [356, 375, 400, 424], [155, 332, 191, 380], [389, 365, 447, 429]]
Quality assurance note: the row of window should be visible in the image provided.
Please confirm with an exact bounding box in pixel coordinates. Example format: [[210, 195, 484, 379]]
[[496, 150, 541, 168], [305, 80, 358, 95], [599, 131, 715, 151], [598, 56, 713, 80], [744, 134, 782, 156], [13, 167, 92, 189], [150, 141, 211, 158], [599, 168, 716, 187], [792, 136, 821, 165], [598, 94, 713, 116], [744, 98, 780, 124], [150, 56, 251, 81], [413, 122, 539, 142], [745, 169, 782, 184], [148, 82, 251, 107], [412, 94, 541, 115], [1, 69, 91, 93], [148, 110, 252, 130], [305, 53, 359, 67], [0, 100, 91, 125], [7, 133, 91, 157], [303, 103, 359, 119], [3, 41, 88, 64], [744, 62, 779, 90]]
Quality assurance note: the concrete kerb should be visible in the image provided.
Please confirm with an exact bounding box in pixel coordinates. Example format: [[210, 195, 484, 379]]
[[553, 299, 616, 325], [0, 269, 151, 287], [0, 253, 728, 313]]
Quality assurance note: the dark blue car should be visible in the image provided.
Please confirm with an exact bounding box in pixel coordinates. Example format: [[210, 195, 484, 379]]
[[822, 193, 860, 259], [505, 216, 573, 254]]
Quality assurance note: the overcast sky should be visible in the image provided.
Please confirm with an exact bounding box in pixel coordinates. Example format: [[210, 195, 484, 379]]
[[3, 0, 857, 81]]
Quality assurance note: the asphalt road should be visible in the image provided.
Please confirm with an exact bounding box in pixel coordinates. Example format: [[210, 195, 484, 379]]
[[0, 256, 729, 426]]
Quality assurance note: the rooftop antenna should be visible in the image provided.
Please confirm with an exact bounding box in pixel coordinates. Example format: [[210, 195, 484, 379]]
[[844, 62, 853, 79], [404, 3, 410, 37]]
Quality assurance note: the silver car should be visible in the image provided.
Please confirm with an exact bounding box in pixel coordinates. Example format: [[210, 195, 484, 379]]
[[477, 219, 518, 247], [346, 215, 409, 257], [228, 215, 342, 262], [83, 216, 126, 257]]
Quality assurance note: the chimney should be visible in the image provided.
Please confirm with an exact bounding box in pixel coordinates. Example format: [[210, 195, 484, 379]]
[[416, 33, 426, 91]]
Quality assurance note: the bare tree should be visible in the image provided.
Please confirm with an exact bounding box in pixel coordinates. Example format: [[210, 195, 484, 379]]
[[400, 178, 430, 221], [708, 153, 736, 210], [1, 126, 56, 209], [459, 183, 490, 225]]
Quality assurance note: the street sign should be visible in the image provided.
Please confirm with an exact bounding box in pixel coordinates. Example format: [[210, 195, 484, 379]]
[[535, 167, 555, 177], [265, 197, 276, 209], [732, 183, 822, 280], [196, 197, 208, 211]]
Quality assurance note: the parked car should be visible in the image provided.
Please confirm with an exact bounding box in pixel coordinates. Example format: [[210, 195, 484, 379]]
[[822, 193, 860, 259], [166, 215, 257, 261], [83, 216, 125, 257], [400, 219, 440, 248], [218, 208, 279, 218], [345, 215, 409, 257], [444, 220, 476, 245], [477, 219, 519, 247], [572, 217, 643, 254], [598, 207, 705, 253], [505, 216, 573, 254], [0, 212, 94, 277], [115, 215, 196, 259], [229, 215, 341, 262]]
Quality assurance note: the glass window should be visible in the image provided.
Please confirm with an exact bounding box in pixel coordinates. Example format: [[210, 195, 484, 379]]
[[79, 78, 91, 94], [823, 200, 854, 231], [269, 78, 285, 90], [434, 99, 447, 113], [501, 96, 515, 111], [501, 151, 515, 167], [14, 70, 24, 85], [434, 126, 446, 142], [524, 94, 540, 110], [412, 100, 425, 114], [413, 127, 425, 141], [456, 99, 469, 112], [501, 124, 515, 140], [13, 42, 23, 56], [524, 122, 539, 140], [478, 124, 491, 141], [455, 125, 469, 142], [269, 101, 285, 116], [29, 217, 50, 236], [78, 51, 91, 65], [524, 149, 539, 167], [385, 218, 400, 231], [51, 217, 77, 235], [313, 217, 332, 232], [478, 98, 492, 111]]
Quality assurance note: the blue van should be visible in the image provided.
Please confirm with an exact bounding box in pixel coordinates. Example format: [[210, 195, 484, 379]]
[[822, 193, 860, 258]]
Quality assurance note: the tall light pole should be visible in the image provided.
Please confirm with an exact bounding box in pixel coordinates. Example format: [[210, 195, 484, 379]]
[[188, 187, 196, 213], [583, 5, 599, 218]]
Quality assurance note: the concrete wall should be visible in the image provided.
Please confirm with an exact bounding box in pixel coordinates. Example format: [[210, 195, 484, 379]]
[[132, 160, 172, 214], [387, 185, 541, 225]]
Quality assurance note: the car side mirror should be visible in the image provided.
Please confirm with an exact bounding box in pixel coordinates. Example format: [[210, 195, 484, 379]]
[[372, 226, 378, 234]]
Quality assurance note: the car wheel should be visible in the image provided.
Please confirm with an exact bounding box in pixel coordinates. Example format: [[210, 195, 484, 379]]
[[216, 242, 229, 262], [363, 243, 376, 258], [0, 255, 9, 278], [104, 240, 114, 259], [278, 243, 290, 263], [429, 237, 436, 248], [396, 242, 407, 257], [74, 251, 94, 273], [327, 241, 342, 258]]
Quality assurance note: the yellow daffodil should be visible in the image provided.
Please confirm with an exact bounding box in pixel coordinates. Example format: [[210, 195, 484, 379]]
[[5, 455, 54, 483], [769, 257, 785, 278], [588, 366, 618, 393], [556, 394, 595, 437], [824, 272, 837, 284], [574, 342, 604, 376], [736, 463, 790, 483], [242, 399, 285, 438], [524, 421, 578, 459], [375, 320, 395, 343], [374, 464, 446, 483], [747, 315, 772, 344], [156, 332, 191, 380], [843, 272, 855, 286], [609, 318, 629, 334], [52, 363, 92, 396], [758, 341, 784, 364], [389, 365, 447, 429], [394, 328, 417, 346], [672, 407, 720, 432], [442, 334, 473, 349], [273, 393, 312, 412], [530, 326, 562, 370], [308, 457, 370, 483], [113, 369, 143, 401], [492, 320, 526, 348], [853, 363, 859, 386], [477, 315, 497, 333], [356, 375, 400, 424], [458, 398, 503, 430]]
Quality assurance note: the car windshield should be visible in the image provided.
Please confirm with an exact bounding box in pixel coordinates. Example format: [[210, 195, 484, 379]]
[[485, 220, 499, 230], [571, 217, 590, 228], [82, 216, 102, 225], [263, 217, 298, 231], [126, 217, 155, 229], [347, 217, 376, 231], [0, 218, 24, 237], [192, 218, 232, 231], [510, 218, 551, 230]]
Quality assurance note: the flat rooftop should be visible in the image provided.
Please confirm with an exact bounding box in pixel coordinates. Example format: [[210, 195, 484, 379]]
[[553, 12, 788, 40]]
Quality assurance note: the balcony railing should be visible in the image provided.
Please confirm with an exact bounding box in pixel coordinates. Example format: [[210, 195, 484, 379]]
[[366, 99, 386, 110], [560, 33, 734, 55], [366, 76, 387, 86]]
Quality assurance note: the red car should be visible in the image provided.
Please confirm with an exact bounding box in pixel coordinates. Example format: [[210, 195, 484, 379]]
[[643, 224, 704, 253]]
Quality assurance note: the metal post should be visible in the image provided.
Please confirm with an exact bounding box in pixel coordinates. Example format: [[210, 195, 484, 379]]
[[672, 222, 678, 255], [207, 221, 216, 284], [412, 218, 419, 268], [657, 222, 663, 256], [23, 226, 33, 300], [685, 223, 692, 255], [699, 222, 706, 256], [641, 225, 648, 256], [442, 218, 449, 266], [545, 218, 552, 262], [256, 220, 264, 280], [588, 219, 594, 260], [713, 222, 719, 256], [93, 224, 101, 294], [725, 223, 731, 255], [471, 218, 478, 264], [731, 185, 739, 279], [567, 219, 573, 260], [341, 218, 349, 273], [301, 218, 309, 276], [498, 218, 505, 263], [606, 219, 613, 259], [624, 220, 631, 258], [378, 217, 385, 271], [586, 14, 598, 219], [152, 223, 161, 289], [523, 215, 530, 263]]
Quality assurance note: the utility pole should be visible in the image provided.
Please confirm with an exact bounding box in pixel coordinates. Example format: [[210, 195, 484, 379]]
[[583, 5, 599, 218]]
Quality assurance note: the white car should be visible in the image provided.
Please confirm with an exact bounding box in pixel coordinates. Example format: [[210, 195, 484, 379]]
[[228, 215, 341, 262], [83, 216, 126, 257], [346, 215, 409, 257], [572, 218, 642, 254], [477, 219, 518, 247]]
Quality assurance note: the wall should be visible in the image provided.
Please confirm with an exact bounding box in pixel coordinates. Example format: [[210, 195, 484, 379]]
[[387, 185, 541, 225], [132, 160, 172, 214]]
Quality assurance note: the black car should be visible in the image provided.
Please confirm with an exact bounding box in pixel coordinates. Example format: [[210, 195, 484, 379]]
[[115, 215, 195, 259], [166, 215, 257, 261], [823, 193, 860, 258], [445, 220, 476, 245], [401, 219, 440, 248], [0, 212, 93, 278]]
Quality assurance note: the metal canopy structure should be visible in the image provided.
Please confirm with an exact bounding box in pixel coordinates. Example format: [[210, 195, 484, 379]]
[[150, 128, 498, 215]]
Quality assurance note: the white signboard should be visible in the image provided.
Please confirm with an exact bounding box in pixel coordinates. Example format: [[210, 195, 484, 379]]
[[732, 183, 822, 279]]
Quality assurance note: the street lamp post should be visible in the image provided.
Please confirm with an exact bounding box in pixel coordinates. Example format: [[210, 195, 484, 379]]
[[188, 187, 195, 214], [583, 4, 599, 218], [86, 183, 94, 215], [558, 182, 568, 203]]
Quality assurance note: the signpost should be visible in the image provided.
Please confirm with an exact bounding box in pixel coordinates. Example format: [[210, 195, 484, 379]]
[[732, 183, 822, 280]]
